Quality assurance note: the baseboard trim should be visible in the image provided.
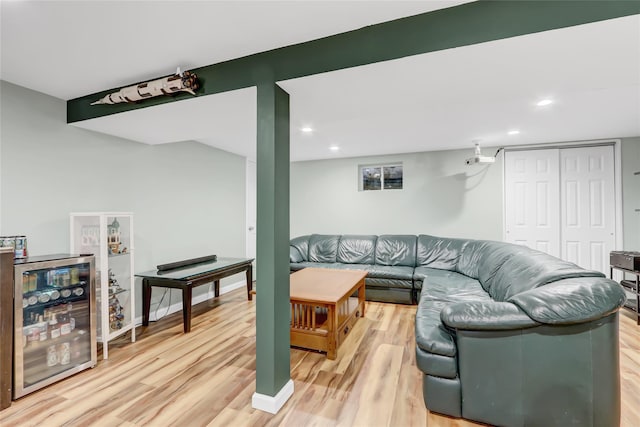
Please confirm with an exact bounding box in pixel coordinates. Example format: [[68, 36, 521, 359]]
[[134, 280, 247, 325], [252, 379, 294, 414]]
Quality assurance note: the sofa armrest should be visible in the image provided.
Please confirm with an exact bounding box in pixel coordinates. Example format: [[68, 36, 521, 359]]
[[441, 301, 539, 331], [507, 277, 626, 325]]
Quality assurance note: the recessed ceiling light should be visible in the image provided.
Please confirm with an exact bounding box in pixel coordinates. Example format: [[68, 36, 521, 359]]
[[508, 130, 520, 135], [301, 127, 313, 133], [329, 145, 340, 152], [536, 99, 553, 106]]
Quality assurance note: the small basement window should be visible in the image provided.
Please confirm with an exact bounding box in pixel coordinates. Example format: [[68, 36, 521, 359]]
[[359, 164, 403, 191]]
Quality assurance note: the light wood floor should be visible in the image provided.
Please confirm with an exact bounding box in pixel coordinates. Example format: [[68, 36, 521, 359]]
[[1, 287, 639, 427]]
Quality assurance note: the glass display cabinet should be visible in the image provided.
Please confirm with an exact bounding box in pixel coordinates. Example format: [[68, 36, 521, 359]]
[[13, 255, 96, 398], [70, 212, 135, 359]]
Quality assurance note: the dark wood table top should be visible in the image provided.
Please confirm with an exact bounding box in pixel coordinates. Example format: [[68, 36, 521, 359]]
[[136, 257, 253, 282]]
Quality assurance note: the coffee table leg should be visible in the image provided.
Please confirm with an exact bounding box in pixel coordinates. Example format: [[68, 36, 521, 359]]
[[142, 279, 151, 327], [246, 264, 253, 301], [182, 286, 192, 333], [359, 279, 366, 317], [327, 305, 338, 360], [214, 280, 220, 297]]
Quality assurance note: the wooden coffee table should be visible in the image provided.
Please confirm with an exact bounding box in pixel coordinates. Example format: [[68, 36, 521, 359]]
[[290, 268, 367, 359]]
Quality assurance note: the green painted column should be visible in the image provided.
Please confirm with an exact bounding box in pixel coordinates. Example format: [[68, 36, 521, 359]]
[[255, 82, 291, 398]]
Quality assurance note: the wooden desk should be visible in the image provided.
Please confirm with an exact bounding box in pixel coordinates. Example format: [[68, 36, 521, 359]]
[[290, 268, 367, 359], [137, 257, 254, 333]]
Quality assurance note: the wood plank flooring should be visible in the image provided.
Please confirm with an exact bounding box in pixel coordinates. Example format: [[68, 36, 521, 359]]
[[1, 288, 639, 427]]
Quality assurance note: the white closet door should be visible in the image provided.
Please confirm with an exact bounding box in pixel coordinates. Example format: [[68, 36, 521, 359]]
[[505, 149, 560, 257], [560, 146, 615, 274]]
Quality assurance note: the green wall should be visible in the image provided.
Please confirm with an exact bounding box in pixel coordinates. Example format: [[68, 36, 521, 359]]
[[0, 80, 247, 316], [622, 137, 640, 250]]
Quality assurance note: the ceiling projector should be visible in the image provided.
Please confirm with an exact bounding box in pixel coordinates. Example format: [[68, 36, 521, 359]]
[[465, 143, 495, 165]]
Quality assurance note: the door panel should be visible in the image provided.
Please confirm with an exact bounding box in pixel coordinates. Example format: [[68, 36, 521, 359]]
[[505, 149, 560, 257], [560, 146, 615, 274]]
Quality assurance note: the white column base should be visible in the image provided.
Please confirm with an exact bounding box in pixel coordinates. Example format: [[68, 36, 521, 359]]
[[252, 379, 294, 414]]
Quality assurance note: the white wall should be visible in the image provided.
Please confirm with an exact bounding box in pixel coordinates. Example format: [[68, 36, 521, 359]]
[[292, 139, 640, 249], [291, 147, 504, 240], [0, 80, 247, 316]]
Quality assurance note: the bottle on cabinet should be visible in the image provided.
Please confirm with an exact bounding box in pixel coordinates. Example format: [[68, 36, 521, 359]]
[[49, 314, 60, 340]]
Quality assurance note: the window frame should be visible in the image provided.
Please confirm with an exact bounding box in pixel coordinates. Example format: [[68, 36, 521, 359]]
[[358, 163, 403, 191]]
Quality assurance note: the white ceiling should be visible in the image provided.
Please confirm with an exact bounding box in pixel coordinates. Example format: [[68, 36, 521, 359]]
[[2, 2, 639, 161], [282, 14, 640, 160], [0, 0, 469, 100]]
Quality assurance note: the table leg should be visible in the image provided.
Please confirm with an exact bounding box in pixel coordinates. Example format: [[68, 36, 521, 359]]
[[327, 305, 337, 360], [182, 286, 192, 333], [358, 279, 366, 317], [142, 279, 151, 327], [214, 280, 220, 297], [246, 264, 253, 301]]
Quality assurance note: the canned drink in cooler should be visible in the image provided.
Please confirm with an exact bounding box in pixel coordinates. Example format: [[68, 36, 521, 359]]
[[14, 236, 27, 258]]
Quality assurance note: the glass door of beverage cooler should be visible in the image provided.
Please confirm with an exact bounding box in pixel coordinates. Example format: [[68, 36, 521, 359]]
[[13, 256, 96, 398]]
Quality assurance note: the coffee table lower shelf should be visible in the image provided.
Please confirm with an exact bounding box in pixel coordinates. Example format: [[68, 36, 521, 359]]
[[290, 297, 363, 360]]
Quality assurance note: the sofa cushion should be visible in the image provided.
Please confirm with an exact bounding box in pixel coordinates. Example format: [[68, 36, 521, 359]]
[[440, 301, 539, 331], [375, 235, 417, 267], [290, 235, 310, 262], [415, 296, 456, 357], [336, 235, 377, 264], [328, 264, 413, 288], [508, 277, 625, 325], [417, 235, 468, 270], [332, 263, 413, 281], [366, 277, 414, 290], [458, 240, 530, 292], [414, 267, 478, 289], [416, 268, 491, 304], [415, 350, 457, 379], [367, 265, 414, 281], [489, 250, 605, 302], [308, 234, 340, 263], [289, 262, 342, 272], [328, 263, 371, 272]]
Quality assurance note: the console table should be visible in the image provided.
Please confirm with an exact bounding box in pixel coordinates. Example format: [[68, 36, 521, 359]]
[[137, 257, 254, 333], [610, 265, 640, 325]]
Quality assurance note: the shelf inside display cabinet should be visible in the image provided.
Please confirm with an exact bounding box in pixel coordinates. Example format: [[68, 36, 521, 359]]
[[108, 252, 131, 259], [109, 288, 129, 297]]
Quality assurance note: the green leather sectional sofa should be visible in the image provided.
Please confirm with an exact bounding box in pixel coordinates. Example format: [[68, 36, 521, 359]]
[[289, 234, 626, 426]]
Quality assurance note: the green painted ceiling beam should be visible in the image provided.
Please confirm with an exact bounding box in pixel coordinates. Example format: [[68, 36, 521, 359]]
[[67, 0, 639, 123]]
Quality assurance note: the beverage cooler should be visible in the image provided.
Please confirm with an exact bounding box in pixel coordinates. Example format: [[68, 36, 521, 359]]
[[13, 255, 96, 398]]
